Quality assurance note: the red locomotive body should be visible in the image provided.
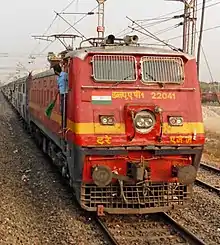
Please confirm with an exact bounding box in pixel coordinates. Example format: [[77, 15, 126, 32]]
[[3, 36, 205, 215]]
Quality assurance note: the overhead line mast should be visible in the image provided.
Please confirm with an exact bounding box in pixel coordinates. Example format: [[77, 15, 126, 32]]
[[168, 0, 197, 55], [96, 0, 106, 39], [183, 0, 197, 55]]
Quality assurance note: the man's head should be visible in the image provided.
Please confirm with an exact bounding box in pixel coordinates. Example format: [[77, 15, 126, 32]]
[[53, 64, 62, 76]]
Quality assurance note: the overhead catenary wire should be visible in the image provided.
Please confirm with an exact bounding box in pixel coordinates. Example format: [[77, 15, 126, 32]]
[[60, 5, 99, 35], [128, 25, 179, 49], [29, 15, 58, 56], [136, 16, 182, 29], [35, 3, 101, 55], [30, 0, 77, 56], [44, 0, 77, 35], [120, 14, 183, 39], [57, 0, 110, 39], [62, 0, 77, 12], [201, 44, 214, 83], [39, 3, 102, 51], [140, 22, 183, 42], [130, 0, 220, 63], [131, 0, 220, 36], [136, 0, 215, 23], [194, 3, 214, 83], [115, 16, 175, 37], [165, 24, 220, 42], [120, 0, 218, 40], [55, 11, 88, 40], [126, 16, 181, 52], [38, 39, 57, 56], [53, 4, 101, 46]]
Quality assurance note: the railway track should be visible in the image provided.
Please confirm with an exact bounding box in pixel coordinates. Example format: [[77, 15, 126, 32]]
[[196, 162, 220, 195], [95, 213, 206, 245], [200, 162, 220, 172], [96, 217, 120, 245]]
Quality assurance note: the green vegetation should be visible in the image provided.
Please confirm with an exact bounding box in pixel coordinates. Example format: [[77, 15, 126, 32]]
[[200, 82, 220, 92]]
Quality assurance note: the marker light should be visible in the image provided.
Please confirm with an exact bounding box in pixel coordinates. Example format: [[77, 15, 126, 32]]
[[168, 116, 183, 126], [99, 115, 115, 125]]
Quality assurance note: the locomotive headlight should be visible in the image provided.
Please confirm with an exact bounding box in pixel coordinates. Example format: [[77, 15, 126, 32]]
[[134, 111, 156, 133], [169, 116, 183, 126], [100, 115, 115, 125]]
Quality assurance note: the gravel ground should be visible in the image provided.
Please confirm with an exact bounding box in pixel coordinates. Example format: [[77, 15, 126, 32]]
[[201, 153, 220, 168], [197, 168, 220, 189], [169, 186, 220, 245], [202, 105, 220, 119], [203, 105, 220, 117], [172, 105, 220, 245], [202, 106, 220, 134], [0, 93, 107, 245], [201, 105, 220, 167]]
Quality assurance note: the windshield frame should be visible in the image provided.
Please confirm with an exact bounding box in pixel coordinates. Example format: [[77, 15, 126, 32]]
[[91, 54, 138, 83], [140, 56, 185, 85]]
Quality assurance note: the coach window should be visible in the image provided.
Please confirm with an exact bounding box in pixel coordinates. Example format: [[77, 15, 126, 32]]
[[91, 55, 137, 83]]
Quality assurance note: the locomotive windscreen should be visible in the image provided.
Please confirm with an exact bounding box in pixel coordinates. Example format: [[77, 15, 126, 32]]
[[141, 56, 184, 83], [92, 55, 137, 82]]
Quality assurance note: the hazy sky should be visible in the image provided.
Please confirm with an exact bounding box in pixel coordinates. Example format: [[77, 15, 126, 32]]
[[0, 0, 219, 83]]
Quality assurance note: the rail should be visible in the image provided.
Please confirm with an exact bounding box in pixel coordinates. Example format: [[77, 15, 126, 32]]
[[195, 179, 220, 195], [95, 217, 119, 245], [95, 213, 206, 245], [200, 162, 220, 173], [162, 213, 206, 245], [196, 161, 220, 195]]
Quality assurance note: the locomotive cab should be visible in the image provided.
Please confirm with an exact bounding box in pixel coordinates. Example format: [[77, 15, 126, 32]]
[[63, 35, 205, 215]]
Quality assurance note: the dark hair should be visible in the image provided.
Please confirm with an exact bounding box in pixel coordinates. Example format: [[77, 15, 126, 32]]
[[53, 64, 62, 74]]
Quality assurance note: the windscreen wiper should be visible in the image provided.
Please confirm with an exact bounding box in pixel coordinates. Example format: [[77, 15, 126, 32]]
[[145, 72, 156, 81], [145, 72, 164, 87], [112, 74, 132, 87]]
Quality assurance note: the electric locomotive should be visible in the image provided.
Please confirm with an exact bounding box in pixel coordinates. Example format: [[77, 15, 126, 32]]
[[2, 35, 205, 215]]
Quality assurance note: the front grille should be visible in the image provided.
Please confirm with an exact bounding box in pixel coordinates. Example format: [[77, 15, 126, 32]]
[[81, 182, 190, 211]]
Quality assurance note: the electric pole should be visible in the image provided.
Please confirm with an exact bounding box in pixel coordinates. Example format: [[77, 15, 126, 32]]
[[182, 0, 197, 55], [96, 0, 105, 39], [197, 0, 206, 79], [167, 0, 197, 55]]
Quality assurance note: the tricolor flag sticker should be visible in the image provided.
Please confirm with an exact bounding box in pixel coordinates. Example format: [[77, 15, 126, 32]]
[[91, 92, 112, 105]]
